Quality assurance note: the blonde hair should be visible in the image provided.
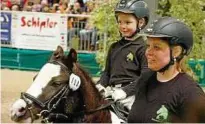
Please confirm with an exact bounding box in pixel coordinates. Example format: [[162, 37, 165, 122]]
[[176, 56, 198, 80], [176, 57, 187, 72]]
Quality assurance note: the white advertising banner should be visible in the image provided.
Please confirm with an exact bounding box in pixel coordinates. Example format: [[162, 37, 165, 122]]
[[12, 12, 67, 51]]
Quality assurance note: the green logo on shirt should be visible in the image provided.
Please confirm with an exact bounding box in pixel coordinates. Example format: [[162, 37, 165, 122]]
[[127, 52, 134, 61], [152, 105, 169, 123]]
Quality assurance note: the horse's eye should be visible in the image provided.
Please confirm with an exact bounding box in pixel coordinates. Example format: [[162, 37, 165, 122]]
[[52, 82, 61, 87]]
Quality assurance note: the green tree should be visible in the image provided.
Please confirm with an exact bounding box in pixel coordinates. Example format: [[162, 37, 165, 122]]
[[157, 0, 205, 59], [90, 0, 119, 69]]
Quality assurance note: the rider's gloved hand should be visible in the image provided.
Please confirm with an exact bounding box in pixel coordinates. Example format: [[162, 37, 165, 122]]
[[69, 73, 81, 91], [118, 95, 135, 110], [96, 84, 106, 92], [111, 88, 127, 101], [96, 84, 113, 98]]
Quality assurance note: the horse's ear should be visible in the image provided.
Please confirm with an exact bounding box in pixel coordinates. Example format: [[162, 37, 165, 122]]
[[68, 48, 77, 62], [51, 46, 64, 60]]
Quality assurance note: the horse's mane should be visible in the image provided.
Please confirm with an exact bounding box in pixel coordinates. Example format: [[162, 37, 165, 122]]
[[72, 62, 111, 123], [73, 63, 102, 100]]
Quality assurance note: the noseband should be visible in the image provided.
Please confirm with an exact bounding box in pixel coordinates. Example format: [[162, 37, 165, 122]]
[[21, 60, 72, 122]]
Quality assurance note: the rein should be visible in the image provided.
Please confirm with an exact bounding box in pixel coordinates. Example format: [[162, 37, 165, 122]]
[[69, 100, 116, 116]]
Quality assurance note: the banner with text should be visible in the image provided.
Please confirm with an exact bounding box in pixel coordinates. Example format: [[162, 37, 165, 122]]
[[0, 12, 12, 43], [12, 12, 68, 51]]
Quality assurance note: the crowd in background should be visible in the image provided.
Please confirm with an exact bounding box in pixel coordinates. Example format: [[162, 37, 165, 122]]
[[1, 0, 98, 14], [1, 0, 101, 51]]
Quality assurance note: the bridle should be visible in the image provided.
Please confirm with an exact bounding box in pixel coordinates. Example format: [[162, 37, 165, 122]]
[[20, 60, 72, 122], [20, 60, 118, 123]]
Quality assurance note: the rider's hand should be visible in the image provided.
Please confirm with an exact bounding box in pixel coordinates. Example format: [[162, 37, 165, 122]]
[[119, 95, 135, 110], [96, 84, 113, 98], [69, 73, 81, 91], [111, 88, 127, 101], [96, 84, 106, 92]]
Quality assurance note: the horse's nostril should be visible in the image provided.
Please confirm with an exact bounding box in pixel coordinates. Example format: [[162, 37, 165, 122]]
[[19, 107, 25, 112]]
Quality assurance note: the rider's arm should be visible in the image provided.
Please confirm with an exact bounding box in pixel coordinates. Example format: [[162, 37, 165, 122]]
[[97, 44, 113, 87], [122, 46, 154, 96], [122, 68, 153, 96]]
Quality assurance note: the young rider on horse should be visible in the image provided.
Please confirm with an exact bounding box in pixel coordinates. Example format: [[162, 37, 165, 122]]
[[94, 0, 154, 110], [70, 0, 153, 110]]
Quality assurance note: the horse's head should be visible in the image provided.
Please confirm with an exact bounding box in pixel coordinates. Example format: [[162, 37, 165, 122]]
[[10, 46, 78, 123]]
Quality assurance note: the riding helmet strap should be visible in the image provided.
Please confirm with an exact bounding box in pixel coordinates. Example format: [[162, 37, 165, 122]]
[[158, 48, 175, 72]]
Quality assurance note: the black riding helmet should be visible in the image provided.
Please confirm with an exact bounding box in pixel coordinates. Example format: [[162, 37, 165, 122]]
[[145, 17, 193, 55], [115, 0, 150, 37], [143, 17, 193, 72]]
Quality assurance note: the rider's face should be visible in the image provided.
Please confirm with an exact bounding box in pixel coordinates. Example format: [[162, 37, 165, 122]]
[[145, 37, 171, 71], [117, 13, 137, 37]]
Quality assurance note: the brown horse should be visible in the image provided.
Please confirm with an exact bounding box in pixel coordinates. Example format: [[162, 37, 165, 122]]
[[10, 46, 123, 123]]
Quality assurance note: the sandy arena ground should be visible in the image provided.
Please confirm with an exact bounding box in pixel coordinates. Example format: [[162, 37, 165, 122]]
[[1, 69, 38, 123]]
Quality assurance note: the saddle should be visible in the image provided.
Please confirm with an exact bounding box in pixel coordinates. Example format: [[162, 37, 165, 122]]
[[106, 98, 129, 121]]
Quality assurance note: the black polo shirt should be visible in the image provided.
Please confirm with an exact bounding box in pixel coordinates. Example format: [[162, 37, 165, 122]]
[[128, 73, 205, 123], [98, 36, 152, 96]]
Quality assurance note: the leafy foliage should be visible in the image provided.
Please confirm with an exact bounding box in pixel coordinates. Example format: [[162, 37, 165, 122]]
[[157, 0, 205, 59], [90, 0, 119, 69]]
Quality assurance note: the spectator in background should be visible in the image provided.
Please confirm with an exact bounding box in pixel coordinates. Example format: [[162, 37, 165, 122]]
[[56, 2, 67, 13], [3, 0, 12, 8], [23, 4, 32, 11], [50, 3, 59, 13], [42, 4, 50, 12], [76, 0, 85, 10], [73, 1, 87, 28], [1, 0, 11, 10], [41, 0, 48, 5], [79, 18, 95, 50], [22, 0, 28, 7], [2, 6, 11, 11], [40, 0, 48, 9], [68, 1, 87, 41], [32, 4, 41, 12], [11, 4, 21, 11], [72, 1, 82, 13], [85, 1, 94, 12], [79, 1, 97, 50]]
